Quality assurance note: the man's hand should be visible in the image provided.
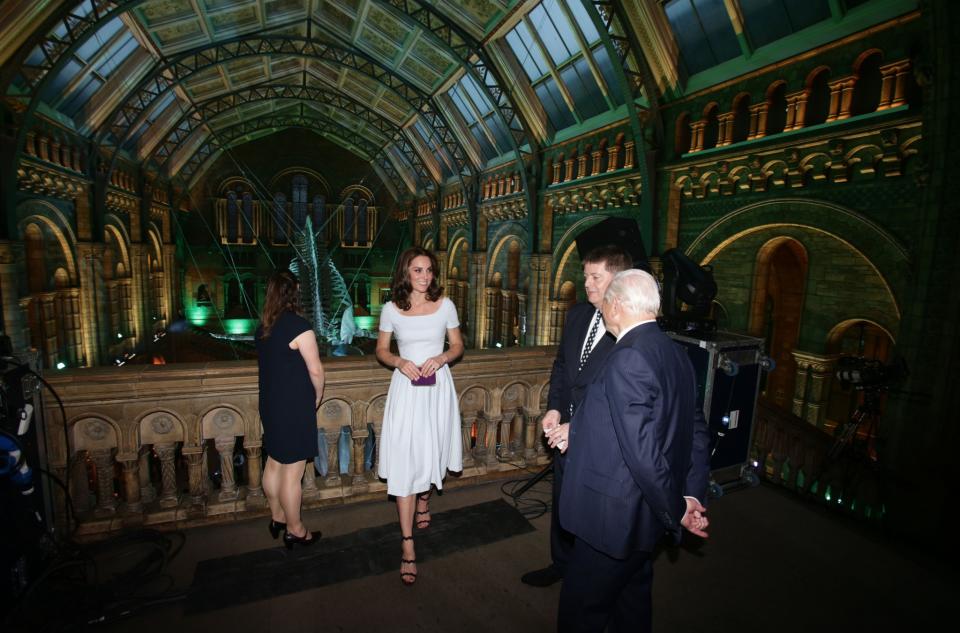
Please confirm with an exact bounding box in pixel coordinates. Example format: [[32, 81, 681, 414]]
[[680, 497, 709, 538], [545, 423, 570, 453], [541, 409, 561, 433]]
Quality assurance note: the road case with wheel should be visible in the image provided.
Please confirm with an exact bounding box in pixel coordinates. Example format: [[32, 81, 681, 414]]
[[666, 330, 767, 496]]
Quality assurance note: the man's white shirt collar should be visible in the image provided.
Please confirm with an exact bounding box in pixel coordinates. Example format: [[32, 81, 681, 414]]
[[615, 318, 657, 342]]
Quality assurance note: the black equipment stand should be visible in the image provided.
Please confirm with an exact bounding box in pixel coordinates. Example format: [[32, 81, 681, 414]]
[[513, 459, 554, 497]]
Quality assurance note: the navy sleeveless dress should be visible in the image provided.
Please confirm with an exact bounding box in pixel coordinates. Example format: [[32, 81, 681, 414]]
[[256, 311, 318, 464]]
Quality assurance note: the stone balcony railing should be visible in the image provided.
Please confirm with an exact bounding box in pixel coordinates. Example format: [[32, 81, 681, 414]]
[[752, 397, 884, 522], [39, 347, 883, 537], [40, 348, 556, 537]]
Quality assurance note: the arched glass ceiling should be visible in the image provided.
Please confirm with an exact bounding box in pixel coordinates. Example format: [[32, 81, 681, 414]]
[[503, 0, 625, 135], [4, 0, 916, 196]]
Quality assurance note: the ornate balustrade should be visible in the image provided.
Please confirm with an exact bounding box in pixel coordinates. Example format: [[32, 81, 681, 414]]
[[752, 397, 884, 522], [40, 347, 555, 536]]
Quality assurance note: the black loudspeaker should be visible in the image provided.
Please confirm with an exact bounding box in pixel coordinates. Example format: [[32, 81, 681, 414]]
[[575, 217, 650, 272]]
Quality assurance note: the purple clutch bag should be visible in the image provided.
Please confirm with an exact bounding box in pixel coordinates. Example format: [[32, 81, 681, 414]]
[[411, 373, 437, 386]]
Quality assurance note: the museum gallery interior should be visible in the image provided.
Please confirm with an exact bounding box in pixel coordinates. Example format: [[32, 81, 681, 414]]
[[0, 0, 957, 629]]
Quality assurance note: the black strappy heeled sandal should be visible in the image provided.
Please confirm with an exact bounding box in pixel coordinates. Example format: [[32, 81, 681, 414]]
[[400, 535, 417, 585], [268, 519, 286, 540], [415, 492, 431, 530]]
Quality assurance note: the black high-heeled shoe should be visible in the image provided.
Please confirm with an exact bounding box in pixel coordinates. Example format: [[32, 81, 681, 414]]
[[283, 528, 319, 550], [268, 519, 286, 540], [400, 535, 417, 586]]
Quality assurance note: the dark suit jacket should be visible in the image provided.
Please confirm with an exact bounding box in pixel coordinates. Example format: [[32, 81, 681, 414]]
[[559, 321, 711, 559], [546, 302, 615, 424]]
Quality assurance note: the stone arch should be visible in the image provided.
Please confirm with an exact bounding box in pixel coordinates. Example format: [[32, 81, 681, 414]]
[[804, 66, 832, 126], [766, 81, 788, 135], [731, 92, 751, 144], [689, 200, 904, 352], [748, 237, 809, 408], [447, 234, 469, 277], [69, 415, 121, 453], [138, 410, 187, 447], [486, 223, 528, 286], [103, 220, 131, 279], [551, 214, 611, 296], [823, 318, 896, 428], [17, 202, 78, 285], [365, 394, 389, 426], [200, 405, 247, 440], [459, 385, 490, 417], [500, 380, 530, 412], [826, 318, 895, 352], [852, 49, 884, 116], [318, 398, 353, 431]]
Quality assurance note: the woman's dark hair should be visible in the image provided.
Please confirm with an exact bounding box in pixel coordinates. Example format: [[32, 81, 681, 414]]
[[260, 269, 300, 338], [391, 247, 443, 310]]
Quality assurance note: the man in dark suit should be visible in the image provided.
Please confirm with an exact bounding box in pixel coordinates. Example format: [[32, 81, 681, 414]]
[[520, 245, 633, 587], [556, 269, 711, 633]]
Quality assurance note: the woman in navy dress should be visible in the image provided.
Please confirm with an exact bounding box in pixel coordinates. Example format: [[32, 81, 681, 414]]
[[256, 270, 325, 548]]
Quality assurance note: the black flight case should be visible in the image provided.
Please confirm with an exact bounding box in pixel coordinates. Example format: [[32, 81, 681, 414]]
[[666, 331, 766, 497]]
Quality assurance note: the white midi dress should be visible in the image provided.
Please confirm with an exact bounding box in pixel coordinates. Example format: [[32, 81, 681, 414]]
[[377, 297, 463, 497]]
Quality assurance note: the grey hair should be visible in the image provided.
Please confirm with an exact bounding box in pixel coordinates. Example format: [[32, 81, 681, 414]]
[[604, 269, 661, 317]]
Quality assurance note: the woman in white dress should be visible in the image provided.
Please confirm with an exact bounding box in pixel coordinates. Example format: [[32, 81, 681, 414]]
[[376, 247, 464, 585]]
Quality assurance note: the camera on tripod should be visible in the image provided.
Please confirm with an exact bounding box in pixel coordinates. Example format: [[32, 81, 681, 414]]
[[835, 355, 908, 391]]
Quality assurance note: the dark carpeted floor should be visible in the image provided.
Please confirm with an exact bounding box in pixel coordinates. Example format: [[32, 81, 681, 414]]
[[185, 498, 534, 614]]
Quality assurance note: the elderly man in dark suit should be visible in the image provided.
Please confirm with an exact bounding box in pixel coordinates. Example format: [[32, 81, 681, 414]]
[[556, 268, 711, 633], [520, 245, 633, 588]]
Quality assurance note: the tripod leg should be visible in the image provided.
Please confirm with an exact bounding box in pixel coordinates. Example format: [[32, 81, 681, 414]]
[[513, 460, 554, 498]]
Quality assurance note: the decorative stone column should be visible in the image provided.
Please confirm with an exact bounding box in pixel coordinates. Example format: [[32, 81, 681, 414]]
[[606, 141, 621, 170], [350, 427, 369, 492], [590, 149, 602, 176], [117, 453, 142, 513], [791, 351, 838, 427], [784, 91, 808, 131], [182, 447, 206, 504], [526, 254, 551, 346], [747, 103, 768, 140], [154, 442, 180, 508], [0, 242, 28, 353], [623, 140, 635, 169], [302, 462, 320, 499], [214, 437, 238, 502], [89, 448, 117, 515], [482, 414, 501, 466], [523, 408, 539, 463], [324, 433, 341, 487], [60, 288, 83, 366], [138, 450, 156, 503], [245, 444, 264, 501], [461, 414, 476, 469], [716, 114, 734, 146], [483, 287, 499, 348], [469, 252, 488, 349], [878, 60, 911, 110], [509, 407, 525, 457], [689, 121, 707, 152]]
